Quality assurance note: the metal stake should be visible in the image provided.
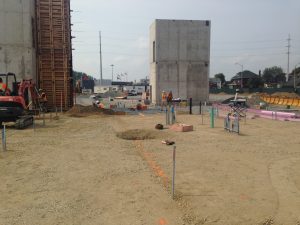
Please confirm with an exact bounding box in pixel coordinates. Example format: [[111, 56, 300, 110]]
[[61, 91, 63, 113], [2, 124, 6, 151], [172, 145, 176, 200], [165, 107, 168, 125], [199, 101, 202, 115], [210, 108, 215, 128], [33, 117, 36, 131], [43, 112, 45, 126], [189, 98, 192, 115]]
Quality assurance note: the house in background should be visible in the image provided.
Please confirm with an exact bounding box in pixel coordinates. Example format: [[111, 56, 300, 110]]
[[209, 78, 222, 89], [230, 70, 259, 88]]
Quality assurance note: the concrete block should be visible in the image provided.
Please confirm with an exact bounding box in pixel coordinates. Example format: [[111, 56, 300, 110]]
[[170, 123, 193, 132]]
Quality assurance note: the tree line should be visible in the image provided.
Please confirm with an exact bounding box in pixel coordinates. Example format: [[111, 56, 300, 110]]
[[214, 66, 300, 88]]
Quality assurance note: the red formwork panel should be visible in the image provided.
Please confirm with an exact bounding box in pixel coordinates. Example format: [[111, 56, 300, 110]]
[[36, 0, 73, 110]]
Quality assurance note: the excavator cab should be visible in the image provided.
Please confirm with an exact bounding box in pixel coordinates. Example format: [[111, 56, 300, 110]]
[[0, 73, 37, 128], [0, 73, 18, 96]]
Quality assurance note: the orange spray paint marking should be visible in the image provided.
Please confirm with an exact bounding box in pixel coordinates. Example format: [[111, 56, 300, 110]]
[[159, 218, 168, 225], [240, 194, 250, 201], [134, 141, 170, 188]]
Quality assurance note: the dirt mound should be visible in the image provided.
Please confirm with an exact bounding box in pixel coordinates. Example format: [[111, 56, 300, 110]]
[[67, 105, 114, 117], [270, 92, 300, 98], [116, 129, 159, 140], [217, 92, 230, 95], [247, 94, 265, 106], [97, 91, 124, 98]]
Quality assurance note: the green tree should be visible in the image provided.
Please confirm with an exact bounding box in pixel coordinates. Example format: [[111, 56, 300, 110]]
[[263, 66, 284, 83], [291, 67, 300, 76], [214, 73, 226, 84], [275, 73, 286, 83], [247, 76, 264, 88]]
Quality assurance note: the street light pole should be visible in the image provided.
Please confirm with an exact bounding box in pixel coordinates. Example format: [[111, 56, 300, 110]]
[[294, 63, 300, 90], [110, 64, 114, 82], [235, 63, 244, 89], [99, 31, 103, 86]]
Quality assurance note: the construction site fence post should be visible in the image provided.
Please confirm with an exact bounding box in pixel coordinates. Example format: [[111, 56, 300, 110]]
[[61, 91, 63, 113], [43, 112, 46, 126], [33, 117, 35, 131], [189, 98, 192, 115], [199, 101, 202, 115], [171, 105, 176, 124], [172, 145, 176, 200], [2, 124, 6, 151], [210, 108, 215, 128], [165, 107, 168, 125]]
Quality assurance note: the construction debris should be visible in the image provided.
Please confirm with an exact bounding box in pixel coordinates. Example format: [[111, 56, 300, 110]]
[[170, 124, 193, 132], [161, 140, 175, 145], [67, 104, 114, 117], [155, 124, 164, 130]]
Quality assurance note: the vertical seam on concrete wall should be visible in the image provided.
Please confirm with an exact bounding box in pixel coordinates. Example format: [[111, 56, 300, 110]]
[[177, 24, 180, 98], [21, 0, 25, 79]]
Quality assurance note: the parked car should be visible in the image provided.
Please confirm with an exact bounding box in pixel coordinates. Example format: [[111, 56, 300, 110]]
[[128, 90, 137, 96]]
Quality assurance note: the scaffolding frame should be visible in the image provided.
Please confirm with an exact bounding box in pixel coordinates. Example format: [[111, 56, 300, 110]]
[[36, 0, 73, 110]]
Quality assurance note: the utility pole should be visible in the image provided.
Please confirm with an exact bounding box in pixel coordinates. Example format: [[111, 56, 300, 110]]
[[110, 64, 114, 82], [99, 31, 103, 86], [295, 63, 300, 90], [286, 34, 291, 82]]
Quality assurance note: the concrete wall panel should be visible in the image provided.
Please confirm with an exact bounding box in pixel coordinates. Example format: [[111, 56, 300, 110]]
[[150, 19, 210, 104], [0, 0, 36, 80]]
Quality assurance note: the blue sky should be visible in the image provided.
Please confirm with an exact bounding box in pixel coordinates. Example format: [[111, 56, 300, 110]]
[[71, 0, 300, 81]]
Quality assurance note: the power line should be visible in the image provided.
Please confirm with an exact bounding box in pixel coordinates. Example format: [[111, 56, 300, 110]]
[[212, 52, 287, 58], [73, 51, 147, 56], [213, 39, 286, 44], [212, 46, 286, 52], [286, 34, 291, 80]]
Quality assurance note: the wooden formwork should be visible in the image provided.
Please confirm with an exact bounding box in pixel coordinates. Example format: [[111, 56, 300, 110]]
[[36, 0, 73, 110]]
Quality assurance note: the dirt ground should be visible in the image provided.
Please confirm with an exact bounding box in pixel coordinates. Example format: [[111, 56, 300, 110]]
[[1, 112, 300, 225]]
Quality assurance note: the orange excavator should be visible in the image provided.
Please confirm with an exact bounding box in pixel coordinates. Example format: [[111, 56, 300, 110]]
[[0, 73, 47, 129]]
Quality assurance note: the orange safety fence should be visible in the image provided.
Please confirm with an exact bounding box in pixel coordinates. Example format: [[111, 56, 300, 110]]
[[261, 95, 300, 107], [269, 97, 276, 104], [292, 99, 300, 107]]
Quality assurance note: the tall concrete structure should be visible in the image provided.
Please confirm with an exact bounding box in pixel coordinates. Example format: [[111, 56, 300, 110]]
[[0, 0, 73, 109], [150, 19, 211, 104], [0, 0, 36, 81]]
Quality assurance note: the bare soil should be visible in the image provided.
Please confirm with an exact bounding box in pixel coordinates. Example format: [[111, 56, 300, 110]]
[[271, 92, 300, 98], [116, 129, 160, 140], [1, 112, 300, 225]]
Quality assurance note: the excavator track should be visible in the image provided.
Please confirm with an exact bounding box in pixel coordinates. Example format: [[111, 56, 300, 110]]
[[15, 116, 34, 129]]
